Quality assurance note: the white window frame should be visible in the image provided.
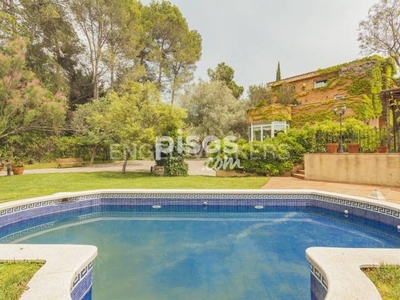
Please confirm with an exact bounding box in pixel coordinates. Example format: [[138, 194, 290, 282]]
[[249, 121, 289, 141], [314, 80, 328, 89]]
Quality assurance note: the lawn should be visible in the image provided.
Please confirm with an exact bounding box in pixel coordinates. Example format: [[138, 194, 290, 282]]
[[0, 172, 269, 203], [0, 261, 44, 300], [363, 265, 400, 300]]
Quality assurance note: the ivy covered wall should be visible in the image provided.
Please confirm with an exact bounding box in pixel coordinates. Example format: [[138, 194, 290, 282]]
[[248, 55, 397, 128]]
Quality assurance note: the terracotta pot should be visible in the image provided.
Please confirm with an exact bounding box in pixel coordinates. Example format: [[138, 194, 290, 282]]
[[12, 167, 24, 175], [326, 143, 339, 153], [347, 143, 360, 153], [376, 146, 388, 153]]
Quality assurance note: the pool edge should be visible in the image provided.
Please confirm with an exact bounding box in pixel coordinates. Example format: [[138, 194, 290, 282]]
[[1, 189, 399, 300]]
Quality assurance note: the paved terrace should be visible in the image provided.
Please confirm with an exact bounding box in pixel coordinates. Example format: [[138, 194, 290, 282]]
[[263, 177, 400, 205]]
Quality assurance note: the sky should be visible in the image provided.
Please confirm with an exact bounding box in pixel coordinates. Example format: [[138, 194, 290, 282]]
[[143, 0, 379, 95]]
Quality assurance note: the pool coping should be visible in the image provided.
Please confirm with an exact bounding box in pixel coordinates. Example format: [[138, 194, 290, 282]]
[[0, 244, 97, 300], [306, 247, 400, 300], [1, 189, 400, 300]]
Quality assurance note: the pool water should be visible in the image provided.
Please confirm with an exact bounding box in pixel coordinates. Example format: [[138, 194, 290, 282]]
[[3, 205, 400, 300]]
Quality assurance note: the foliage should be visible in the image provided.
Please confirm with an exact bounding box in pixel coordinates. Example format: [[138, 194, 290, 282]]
[[159, 156, 188, 176], [179, 80, 247, 137], [207, 62, 244, 99], [11, 156, 24, 167], [0, 261, 44, 300], [0, 173, 269, 203], [298, 119, 384, 152], [71, 97, 113, 163], [208, 135, 305, 176], [276, 83, 296, 105], [69, 0, 119, 99], [155, 130, 188, 176], [140, 0, 202, 103], [359, 0, 400, 68], [247, 104, 291, 122], [106, 81, 186, 172], [246, 83, 273, 107], [0, 39, 67, 141]]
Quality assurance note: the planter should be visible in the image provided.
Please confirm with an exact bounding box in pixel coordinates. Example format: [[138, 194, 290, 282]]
[[12, 167, 24, 175], [347, 143, 360, 153], [376, 146, 388, 153], [152, 165, 165, 176], [325, 143, 339, 153]]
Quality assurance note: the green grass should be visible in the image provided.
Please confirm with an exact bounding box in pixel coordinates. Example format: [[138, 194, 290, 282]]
[[0, 172, 269, 202], [363, 265, 400, 300], [0, 261, 44, 300]]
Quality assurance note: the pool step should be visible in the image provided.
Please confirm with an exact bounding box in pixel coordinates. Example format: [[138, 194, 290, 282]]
[[292, 169, 305, 180]]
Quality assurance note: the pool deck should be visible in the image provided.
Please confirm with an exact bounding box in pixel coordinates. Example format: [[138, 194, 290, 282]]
[[263, 177, 400, 204]]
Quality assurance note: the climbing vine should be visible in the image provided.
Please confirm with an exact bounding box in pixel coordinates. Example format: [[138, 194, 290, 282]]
[[247, 104, 291, 122], [250, 55, 397, 128]]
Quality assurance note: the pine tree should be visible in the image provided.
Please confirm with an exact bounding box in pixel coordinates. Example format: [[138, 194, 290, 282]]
[[276, 61, 281, 81]]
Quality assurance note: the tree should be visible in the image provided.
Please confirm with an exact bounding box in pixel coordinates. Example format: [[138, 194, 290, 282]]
[[359, 0, 400, 67], [140, 0, 202, 103], [247, 84, 273, 107], [101, 0, 142, 91], [68, 0, 119, 99], [0, 39, 67, 141], [276, 83, 296, 105], [167, 30, 202, 104], [276, 61, 281, 81], [207, 62, 244, 99], [71, 97, 112, 164], [106, 81, 185, 173], [179, 80, 246, 137], [1, 1, 82, 96]]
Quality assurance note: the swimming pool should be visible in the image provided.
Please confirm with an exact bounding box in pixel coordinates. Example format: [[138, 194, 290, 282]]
[[1, 190, 400, 300]]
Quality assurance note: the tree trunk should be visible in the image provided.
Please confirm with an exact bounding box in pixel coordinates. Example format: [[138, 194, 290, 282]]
[[90, 145, 97, 165], [171, 88, 175, 104], [122, 152, 130, 174], [93, 71, 99, 100]]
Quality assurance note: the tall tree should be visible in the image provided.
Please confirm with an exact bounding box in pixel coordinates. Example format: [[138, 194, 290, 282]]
[[359, 0, 400, 67], [101, 0, 142, 90], [3, 0, 82, 97], [0, 39, 67, 140], [68, 0, 118, 99], [140, 0, 202, 103], [276, 61, 281, 81], [179, 80, 246, 137], [167, 30, 202, 104], [207, 62, 244, 99]]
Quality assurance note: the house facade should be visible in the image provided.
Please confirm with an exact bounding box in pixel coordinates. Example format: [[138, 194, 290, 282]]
[[247, 56, 396, 141]]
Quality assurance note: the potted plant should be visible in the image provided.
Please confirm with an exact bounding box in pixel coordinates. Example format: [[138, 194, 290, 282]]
[[376, 145, 388, 153], [347, 143, 360, 153], [325, 143, 339, 153], [12, 157, 25, 175]]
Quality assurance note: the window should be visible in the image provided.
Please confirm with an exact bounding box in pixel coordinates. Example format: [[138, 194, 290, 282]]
[[314, 80, 327, 88], [249, 121, 289, 141]]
